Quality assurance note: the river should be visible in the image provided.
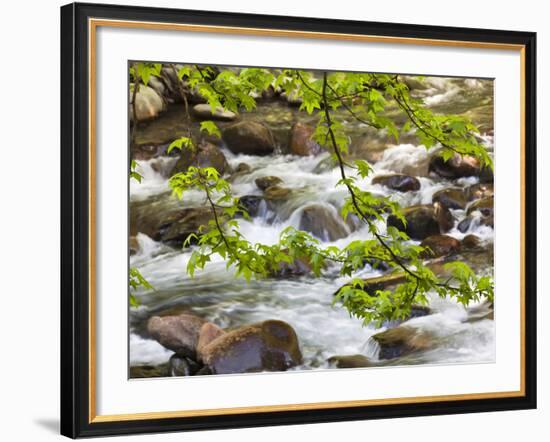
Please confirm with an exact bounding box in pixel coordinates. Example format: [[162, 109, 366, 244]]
[[129, 76, 495, 375]]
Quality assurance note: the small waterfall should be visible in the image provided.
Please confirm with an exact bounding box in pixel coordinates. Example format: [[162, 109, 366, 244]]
[[362, 337, 381, 361]]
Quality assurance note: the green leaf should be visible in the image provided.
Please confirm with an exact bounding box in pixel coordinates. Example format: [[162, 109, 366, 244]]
[[199, 121, 221, 138], [167, 136, 193, 153]]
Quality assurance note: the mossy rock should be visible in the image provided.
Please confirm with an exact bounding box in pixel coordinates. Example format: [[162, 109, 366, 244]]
[[372, 326, 434, 360], [420, 234, 461, 259], [387, 204, 453, 240], [372, 174, 421, 192], [327, 354, 375, 368], [432, 188, 468, 210], [130, 363, 170, 378], [255, 176, 283, 191], [222, 121, 276, 156], [199, 320, 303, 374]]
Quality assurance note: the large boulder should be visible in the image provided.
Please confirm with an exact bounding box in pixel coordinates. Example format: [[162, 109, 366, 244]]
[[429, 153, 481, 179], [196, 323, 226, 356], [192, 103, 237, 122], [371, 174, 421, 192], [264, 186, 292, 200], [222, 121, 276, 156], [432, 187, 468, 210], [147, 76, 167, 98], [130, 84, 166, 122], [147, 314, 206, 359], [371, 326, 434, 359], [130, 194, 217, 245], [288, 122, 322, 156], [387, 204, 454, 240], [198, 320, 303, 374], [298, 204, 350, 242], [420, 234, 461, 258], [170, 142, 230, 176], [159, 206, 217, 246]]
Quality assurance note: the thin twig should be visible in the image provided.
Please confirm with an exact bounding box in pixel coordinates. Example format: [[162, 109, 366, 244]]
[[320, 72, 422, 282]]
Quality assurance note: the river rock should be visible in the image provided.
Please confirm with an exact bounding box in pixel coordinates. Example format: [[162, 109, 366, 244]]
[[159, 206, 217, 246], [229, 162, 253, 182], [169, 355, 201, 377], [130, 84, 166, 122], [479, 165, 494, 183], [147, 75, 167, 98], [298, 204, 350, 241], [465, 300, 494, 323], [147, 314, 206, 359], [371, 326, 434, 359], [466, 196, 494, 217], [238, 195, 271, 218], [432, 188, 468, 210], [274, 253, 313, 277], [462, 234, 482, 249], [466, 183, 494, 201], [222, 121, 276, 156], [282, 90, 303, 107], [130, 363, 170, 378], [420, 234, 461, 258], [196, 323, 226, 356], [334, 273, 407, 298], [130, 194, 218, 244], [429, 153, 481, 179], [129, 236, 140, 256], [261, 85, 277, 100], [387, 203, 454, 240], [327, 354, 374, 369], [288, 122, 322, 156], [457, 214, 494, 233], [371, 174, 421, 192], [462, 234, 482, 250], [350, 135, 394, 165], [255, 176, 283, 191], [170, 141, 230, 176], [159, 66, 180, 98], [264, 186, 292, 200], [238, 195, 273, 219], [235, 162, 252, 174], [192, 103, 237, 121], [198, 320, 303, 374]]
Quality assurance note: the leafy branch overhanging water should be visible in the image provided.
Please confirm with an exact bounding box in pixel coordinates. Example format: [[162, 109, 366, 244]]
[[129, 63, 494, 326]]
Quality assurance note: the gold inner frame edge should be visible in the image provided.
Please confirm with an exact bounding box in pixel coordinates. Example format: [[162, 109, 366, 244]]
[[87, 18, 527, 423]]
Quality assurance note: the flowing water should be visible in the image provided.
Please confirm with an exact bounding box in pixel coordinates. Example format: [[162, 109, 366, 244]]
[[129, 79, 495, 372]]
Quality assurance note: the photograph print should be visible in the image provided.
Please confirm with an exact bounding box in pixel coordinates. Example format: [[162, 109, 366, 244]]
[[128, 62, 495, 379]]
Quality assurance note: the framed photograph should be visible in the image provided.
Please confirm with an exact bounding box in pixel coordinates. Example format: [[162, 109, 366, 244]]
[[60, 2, 537, 438]]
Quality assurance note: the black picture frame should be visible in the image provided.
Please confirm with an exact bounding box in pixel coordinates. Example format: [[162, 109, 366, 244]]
[[60, 2, 537, 438]]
